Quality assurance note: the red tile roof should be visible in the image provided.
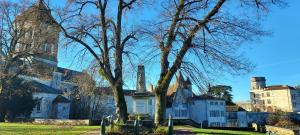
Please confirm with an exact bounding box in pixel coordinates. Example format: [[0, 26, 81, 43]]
[[265, 85, 295, 90]]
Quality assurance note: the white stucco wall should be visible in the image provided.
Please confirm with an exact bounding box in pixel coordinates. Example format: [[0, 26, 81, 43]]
[[130, 96, 155, 117], [189, 100, 207, 124], [206, 100, 227, 127], [56, 103, 70, 119], [237, 111, 248, 127], [31, 93, 58, 119]]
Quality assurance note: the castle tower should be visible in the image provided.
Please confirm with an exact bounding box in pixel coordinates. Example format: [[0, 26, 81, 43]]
[[136, 65, 146, 93], [251, 77, 266, 90], [250, 77, 266, 111], [15, 0, 60, 78]]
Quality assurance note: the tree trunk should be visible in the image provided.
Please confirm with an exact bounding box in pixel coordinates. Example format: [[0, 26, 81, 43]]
[[154, 88, 167, 126], [0, 109, 5, 122], [112, 83, 128, 124]]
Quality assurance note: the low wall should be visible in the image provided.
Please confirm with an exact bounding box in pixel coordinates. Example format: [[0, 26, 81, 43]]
[[266, 125, 300, 135], [33, 119, 90, 126]]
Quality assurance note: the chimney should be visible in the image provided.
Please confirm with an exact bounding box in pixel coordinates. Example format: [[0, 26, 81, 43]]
[[149, 83, 154, 93], [136, 65, 146, 93]]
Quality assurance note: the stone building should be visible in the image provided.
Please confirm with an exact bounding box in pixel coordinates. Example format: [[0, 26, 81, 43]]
[[12, 0, 81, 119], [14, 0, 60, 78], [250, 77, 300, 112]]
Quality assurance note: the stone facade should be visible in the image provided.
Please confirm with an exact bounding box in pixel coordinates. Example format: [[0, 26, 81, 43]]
[[136, 65, 146, 93], [250, 77, 300, 112], [15, 0, 60, 78], [13, 1, 81, 120], [235, 100, 252, 112]]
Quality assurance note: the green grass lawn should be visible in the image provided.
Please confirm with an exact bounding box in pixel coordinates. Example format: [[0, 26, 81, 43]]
[[193, 128, 265, 135], [0, 123, 100, 135]]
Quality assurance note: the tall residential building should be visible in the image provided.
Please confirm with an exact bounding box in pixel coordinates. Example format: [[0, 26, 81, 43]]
[[250, 77, 300, 112]]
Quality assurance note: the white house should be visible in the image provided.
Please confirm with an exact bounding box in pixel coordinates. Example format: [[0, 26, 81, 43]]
[[166, 73, 227, 127]]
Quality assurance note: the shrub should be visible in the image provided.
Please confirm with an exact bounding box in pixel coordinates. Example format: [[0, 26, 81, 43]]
[[267, 110, 284, 125], [267, 110, 297, 128], [154, 126, 167, 135], [106, 122, 125, 135], [275, 118, 296, 128]]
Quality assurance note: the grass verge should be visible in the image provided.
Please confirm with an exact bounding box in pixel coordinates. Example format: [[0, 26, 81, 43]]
[[0, 122, 99, 135]]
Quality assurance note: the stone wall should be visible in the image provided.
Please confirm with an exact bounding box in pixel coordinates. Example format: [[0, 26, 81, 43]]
[[266, 125, 300, 135], [33, 119, 90, 125]]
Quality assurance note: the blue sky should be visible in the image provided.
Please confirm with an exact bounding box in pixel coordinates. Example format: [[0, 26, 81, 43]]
[[53, 0, 300, 102], [220, 0, 300, 101]]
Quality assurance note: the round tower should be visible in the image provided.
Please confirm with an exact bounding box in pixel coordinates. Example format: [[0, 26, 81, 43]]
[[250, 77, 266, 90]]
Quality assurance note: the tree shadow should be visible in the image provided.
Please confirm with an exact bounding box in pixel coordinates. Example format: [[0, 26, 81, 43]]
[[193, 131, 243, 135]]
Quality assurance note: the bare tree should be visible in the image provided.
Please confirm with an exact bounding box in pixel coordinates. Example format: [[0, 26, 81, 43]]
[[0, 0, 47, 121], [56, 0, 142, 123], [70, 70, 112, 120], [141, 0, 286, 125]]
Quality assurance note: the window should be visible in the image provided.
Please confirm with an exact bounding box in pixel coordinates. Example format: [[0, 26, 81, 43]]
[[292, 95, 296, 100], [209, 110, 220, 117], [36, 100, 41, 112], [220, 102, 224, 105], [293, 102, 297, 107], [267, 92, 270, 97], [262, 100, 265, 104], [267, 99, 271, 104], [215, 102, 218, 105], [210, 102, 213, 105], [148, 99, 152, 105], [221, 111, 225, 117], [262, 93, 264, 97]]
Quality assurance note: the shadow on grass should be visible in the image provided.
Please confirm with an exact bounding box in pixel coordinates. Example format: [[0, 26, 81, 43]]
[[193, 131, 242, 135]]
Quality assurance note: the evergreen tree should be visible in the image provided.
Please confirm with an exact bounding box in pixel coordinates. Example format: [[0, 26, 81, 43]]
[[0, 78, 36, 121], [208, 85, 233, 104]]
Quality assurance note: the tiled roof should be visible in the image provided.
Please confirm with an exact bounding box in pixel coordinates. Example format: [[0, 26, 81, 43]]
[[53, 95, 70, 103], [166, 72, 193, 96], [15, 1, 59, 26], [167, 83, 178, 96], [96, 87, 154, 96], [29, 81, 62, 94], [265, 85, 295, 90], [56, 67, 82, 81], [190, 94, 223, 100]]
